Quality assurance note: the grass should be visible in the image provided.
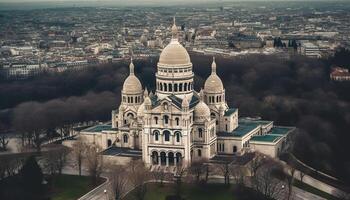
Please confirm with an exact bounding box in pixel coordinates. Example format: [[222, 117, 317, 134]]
[[50, 174, 103, 200], [293, 179, 340, 200], [124, 183, 257, 200]]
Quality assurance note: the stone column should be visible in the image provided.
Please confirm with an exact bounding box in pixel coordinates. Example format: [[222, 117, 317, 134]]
[[166, 156, 169, 166]]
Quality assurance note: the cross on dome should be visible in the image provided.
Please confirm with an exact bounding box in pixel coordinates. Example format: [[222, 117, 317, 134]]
[[129, 57, 135, 74], [211, 57, 217, 74], [171, 16, 178, 39]]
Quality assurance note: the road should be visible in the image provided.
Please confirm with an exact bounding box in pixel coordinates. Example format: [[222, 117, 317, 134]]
[[62, 159, 325, 200]]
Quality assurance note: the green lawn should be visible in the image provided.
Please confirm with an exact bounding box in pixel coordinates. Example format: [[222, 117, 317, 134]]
[[124, 182, 264, 200], [51, 175, 102, 200], [293, 179, 340, 200]]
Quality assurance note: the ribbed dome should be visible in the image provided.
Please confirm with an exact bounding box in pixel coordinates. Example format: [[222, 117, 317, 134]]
[[204, 57, 224, 93], [194, 101, 210, 118], [123, 76, 142, 94], [204, 74, 224, 93], [122, 60, 142, 94], [159, 40, 191, 65]]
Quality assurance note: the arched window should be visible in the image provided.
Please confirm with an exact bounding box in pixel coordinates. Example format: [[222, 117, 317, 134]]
[[188, 83, 191, 91], [123, 96, 126, 102], [169, 84, 172, 92], [164, 83, 167, 91], [184, 83, 187, 91], [211, 113, 216, 119], [127, 113, 134, 119], [225, 124, 228, 131], [123, 134, 128, 143], [175, 131, 181, 143], [216, 96, 219, 102], [198, 128, 203, 138], [164, 130, 170, 142], [154, 117, 158, 124], [160, 83, 163, 91], [233, 145, 237, 153], [179, 83, 183, 92], [154, 131, 159, 141], [164, 115, 169, 124], [175, 117, 179, 126], [127, 97, 130, 103], [130, 97, 133, 103], [174, 83, 178, 92], [198, 149, 202, 157]]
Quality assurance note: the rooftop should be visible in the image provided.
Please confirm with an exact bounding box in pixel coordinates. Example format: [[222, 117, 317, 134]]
[[83, 124, 114, 132], [250, 134, 281, 143], [224, 108, 237, 116], [269, 126, 295, 136], [218, 122, 260, 138], [102, 147, 142, 157]]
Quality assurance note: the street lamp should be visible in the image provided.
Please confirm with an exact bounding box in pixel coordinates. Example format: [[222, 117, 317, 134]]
[[104, 189, 108, 200]]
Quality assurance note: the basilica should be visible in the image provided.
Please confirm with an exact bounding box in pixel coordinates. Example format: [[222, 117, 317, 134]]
[[80, 20, 294, 167]]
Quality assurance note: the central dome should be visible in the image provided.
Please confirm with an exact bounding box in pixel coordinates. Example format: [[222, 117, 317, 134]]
[[159, 40, 191, 65]]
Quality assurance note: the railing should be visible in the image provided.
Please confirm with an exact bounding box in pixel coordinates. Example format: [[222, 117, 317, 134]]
[[78, 177, 109, 200]]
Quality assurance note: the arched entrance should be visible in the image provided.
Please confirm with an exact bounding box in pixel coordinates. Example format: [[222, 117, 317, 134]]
[[160, 152, 166, 166], [168, 152, 174, 166], [151, 151, 159, 165]]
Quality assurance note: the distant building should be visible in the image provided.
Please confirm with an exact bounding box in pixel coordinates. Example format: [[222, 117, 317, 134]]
[[0, 63, 45, 80], [330, 67, 350, 81], [300, 42, 321, 58]]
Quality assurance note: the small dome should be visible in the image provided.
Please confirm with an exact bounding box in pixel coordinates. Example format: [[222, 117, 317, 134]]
[[204, 74, 224, 93], [194, 101, 210, 119], [144, 96, 151, 105], [137, 103, 145, 117], [123, 75, 142, 94], [204, 57, 224, 93], [122, 60, 143, 94], [159, 40, 191, 65]]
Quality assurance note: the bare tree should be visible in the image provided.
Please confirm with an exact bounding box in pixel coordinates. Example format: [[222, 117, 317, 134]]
[[72, 137, 86, 176], [85, 144, 103, 185], [174, 162, 188, 198], [129, 159, 149, 200], [218, 161, 231, 185], [286, 166, 296, 200], [109, 164, 128, 200], [230, 164, 245, 186], [189, 158, 207, 184], [248, 154, 266, 177], [0, 122, 9, 151], [0, 154, 26, 180], [42, 145, 70, 175], [151, 166, 166, 186], [251, 159, 287, 200]]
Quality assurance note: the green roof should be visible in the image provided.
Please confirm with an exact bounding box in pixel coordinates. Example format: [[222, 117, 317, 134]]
[[269, 127, 294, 136], [218, 123, 260, 138], [250, 134, 281, 143], [224, 108, 237, 116], [239, 118, 272, 126], [84, 124, 114, 132]]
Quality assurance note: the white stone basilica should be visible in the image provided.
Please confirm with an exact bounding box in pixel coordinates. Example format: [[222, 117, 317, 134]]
[[80, 19, 294, 167]]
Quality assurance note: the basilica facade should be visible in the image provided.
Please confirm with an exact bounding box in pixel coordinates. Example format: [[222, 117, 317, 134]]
[[80, 20, 294, 167]]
